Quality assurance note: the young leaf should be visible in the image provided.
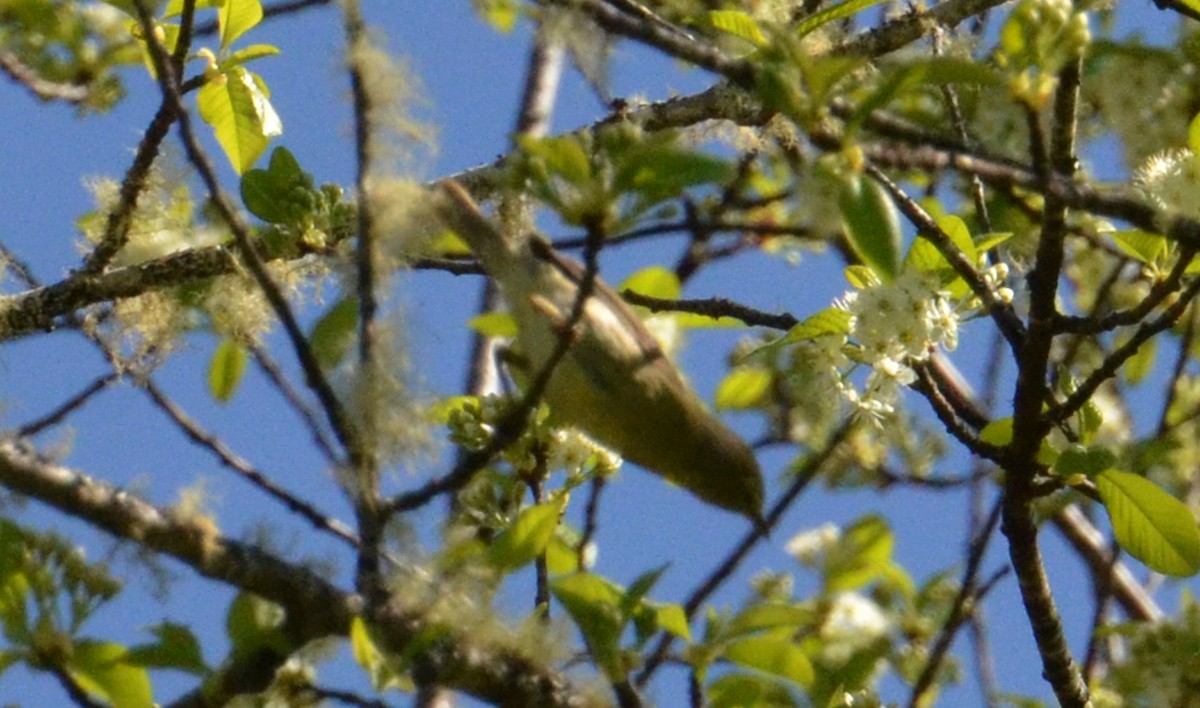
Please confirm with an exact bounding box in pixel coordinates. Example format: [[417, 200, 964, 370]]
[[620, 266, 681, 300], [839, 174, 901, 282], [518, 134, 592, 185], [198, 67, 282, 174], [1110, 230, 1167, 265], [698, 10, 768, 47], [225, 593, 289, 662], [221, 43, 281, 70], [488, 499, 565, 573], [796, 0, 888, 37], [219, 0, 264, 50], [126, 622, 207, 675], [310, 297, 359, 370], [715, 367, 772, 410], [707, 672, 798, 708], [208, 339, 247, 403], [724, 633, 814, 688], [67, 639, 154, 708], [615, 144, 734, 203], [550, 573, 626, 679], [467, 311, 518, 339], [1094, 469, 1200, 577]]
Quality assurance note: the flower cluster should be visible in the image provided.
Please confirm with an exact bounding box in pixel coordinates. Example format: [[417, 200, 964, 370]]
[[447, 395, 622, 479], [833, 271, 962, 425]]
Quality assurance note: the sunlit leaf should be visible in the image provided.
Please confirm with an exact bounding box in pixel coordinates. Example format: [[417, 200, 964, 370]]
[[1110, 230, 1167, 264], [489, 499, 564, 573], [621, 266, 681, 300], [198, 67, 282, 173], [724, 633, 814, 687], [68, 640, 153, 708], [715, 367, 772, 409], [708, 672, 798, 707], [699, 10, 768, 46], [550, 573, 626, 679], [1095, 469, 1200, 577], [796, 0, 887, 37], [219, 0, 263, 50], [208, 338, 246, 403], [518, 134, 591, 185], [467, 311, 518, 338], [221, 43, 280, 70]]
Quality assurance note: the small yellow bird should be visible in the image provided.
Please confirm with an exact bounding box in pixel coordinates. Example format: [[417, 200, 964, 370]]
[[434, 181, 764, 522]]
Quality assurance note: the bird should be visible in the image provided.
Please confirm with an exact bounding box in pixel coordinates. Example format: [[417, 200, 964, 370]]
[[433, 180, 764, 523]]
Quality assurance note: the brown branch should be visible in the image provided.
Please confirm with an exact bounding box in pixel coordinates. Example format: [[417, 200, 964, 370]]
[[0, 441, 598, 708], [0, 49, 92, 104], [131, 0, 362, 468]]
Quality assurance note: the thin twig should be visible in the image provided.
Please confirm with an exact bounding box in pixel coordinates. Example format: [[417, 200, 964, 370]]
[[16, 373, 119, 437], [141, 380, 361, 549], [130, 0, 360, 467], [635, 419, 855, 687]]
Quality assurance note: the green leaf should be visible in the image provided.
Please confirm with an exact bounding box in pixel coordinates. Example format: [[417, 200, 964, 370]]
[[824, 515, 894, 592], [550, 573, 626, 679], [1095, 469, 1200, 576], [68, 640, 154, 708], [518, 134, 592, 185], [1110, 230, 1167, 264], [698, 10, 768, 46], [198, 67, 282, 174], [786, 308, 853, 343], [349, 616, 408, 692], [126, 622, 206, 675], [239, 146, 310, 224], [225, 593, 289, 662], [847, 58, 1001, 140], [975, 231, 1014, 253], [467, 311, 518, 338], [221, 43, 281, 70], [904, 235, 947, 277], [219, 0, 263, 50], [1123, 336, 1156, 386], [615, 145, 735, 203], [1054, 445, 1117, 478], [620, 266, 681, 300], [650, 602, 691, 641], [707, 672, 798, 708], [675, 312, 747, 329], [475, 0, 519, 32], [715, 367, 772, 410], [488, 499, 564, 573], [724, 633, 814, 687], [937, 214, 978, 264], [839, 175, 901, 282], [1190, 111, 1200, 155], [310, 297, 359, 370], [843, 264, 878, 289], [796, 0, 888, 37], [727, 603, 812, 636], [623, 565, 668, 610], [738, 308, 849, 362], [349, 615, 378, 672], [208, 339, 247, 403]]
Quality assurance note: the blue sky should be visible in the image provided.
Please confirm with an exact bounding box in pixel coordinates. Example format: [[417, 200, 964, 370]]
[[1, 1, 1197, 705]]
